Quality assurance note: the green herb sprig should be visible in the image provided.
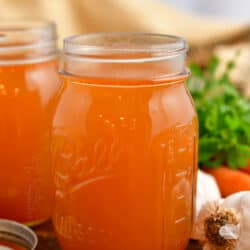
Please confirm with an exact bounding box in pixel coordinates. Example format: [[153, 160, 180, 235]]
[[188, 57, 250, 169]]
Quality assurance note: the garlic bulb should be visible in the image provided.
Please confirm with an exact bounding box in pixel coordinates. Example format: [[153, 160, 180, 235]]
[[223, 191, 250, 250], [192, 191, 250, 250], [196, 170, 221, 215], [192, 201, 240, 250]]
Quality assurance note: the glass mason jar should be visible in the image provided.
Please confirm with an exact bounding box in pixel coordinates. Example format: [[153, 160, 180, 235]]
[[0, 20, 61, 225], [52, 33, 198, 250]]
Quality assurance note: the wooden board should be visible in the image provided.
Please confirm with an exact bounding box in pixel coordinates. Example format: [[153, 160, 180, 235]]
[[34, 221, 202, 250]]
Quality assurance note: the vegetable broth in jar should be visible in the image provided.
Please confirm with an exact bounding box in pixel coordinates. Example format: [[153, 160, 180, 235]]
[[52, 33, 198, 250], [0, 20, 61, 225]]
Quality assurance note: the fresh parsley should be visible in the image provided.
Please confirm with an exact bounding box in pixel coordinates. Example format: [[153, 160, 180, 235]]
[[187, 57, 250, 169]]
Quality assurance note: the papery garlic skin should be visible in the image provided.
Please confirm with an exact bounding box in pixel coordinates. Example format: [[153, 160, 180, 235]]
[[193, 170, 222, 242], [191, 191, 250, 250], [196, 170, 221, 214], [191, 201, 223, 240], [191, 200, 240, 250], [219, 224, 240, 240], [223, 191, 250, 250]]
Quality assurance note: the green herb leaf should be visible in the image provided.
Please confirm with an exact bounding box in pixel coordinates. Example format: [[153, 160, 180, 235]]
[[187, 58, 250, 169]]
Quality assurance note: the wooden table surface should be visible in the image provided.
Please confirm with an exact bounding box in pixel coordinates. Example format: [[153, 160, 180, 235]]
[[34, 221, 202, 250]]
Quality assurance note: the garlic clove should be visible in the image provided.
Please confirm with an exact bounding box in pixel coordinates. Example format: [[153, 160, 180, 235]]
[[196, 170, 221, 215], [223, 191, 250, 210], [222, 191, 250, 250]]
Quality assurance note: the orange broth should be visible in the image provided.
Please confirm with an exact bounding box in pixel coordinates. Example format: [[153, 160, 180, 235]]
[[0, 60, 61, 224], [52, 74, 198, 250]]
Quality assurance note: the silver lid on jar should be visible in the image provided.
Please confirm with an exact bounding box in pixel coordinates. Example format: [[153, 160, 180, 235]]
[[0, 219, 38, 250], [0, 19, 57, 65]]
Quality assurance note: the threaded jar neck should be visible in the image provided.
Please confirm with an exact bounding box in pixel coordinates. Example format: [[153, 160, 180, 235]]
[[0, 20, 57, 65], [62, 32, 189, 82]]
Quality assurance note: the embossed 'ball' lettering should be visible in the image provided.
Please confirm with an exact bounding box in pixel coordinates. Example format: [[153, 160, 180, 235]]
[[52, 132, 127, 194]]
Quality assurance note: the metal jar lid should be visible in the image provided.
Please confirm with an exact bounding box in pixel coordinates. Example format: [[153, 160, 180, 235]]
[[0, 219, 38, 249]]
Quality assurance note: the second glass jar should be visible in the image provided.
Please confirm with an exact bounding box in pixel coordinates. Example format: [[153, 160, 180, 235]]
[[0, 20, 61, 225]]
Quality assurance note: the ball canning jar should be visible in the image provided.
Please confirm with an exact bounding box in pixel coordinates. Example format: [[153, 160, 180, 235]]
[[0, 20, 61, 225], [52, 33, 198, 250]]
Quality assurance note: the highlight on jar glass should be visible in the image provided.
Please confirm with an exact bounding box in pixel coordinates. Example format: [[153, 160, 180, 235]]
[[52, 32, 198, 250], [0, 219, 38, 250], [0, 20, 61, 226]]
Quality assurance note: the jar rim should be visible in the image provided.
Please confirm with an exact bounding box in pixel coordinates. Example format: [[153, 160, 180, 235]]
[[0, 19, 56, 47], [0, 19, 57, 65], [64, 32, 188, 63]]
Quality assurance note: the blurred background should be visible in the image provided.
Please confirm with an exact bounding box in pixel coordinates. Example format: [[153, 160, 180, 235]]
[[0, 0, 249, 67], [165, 0, 250, 23]]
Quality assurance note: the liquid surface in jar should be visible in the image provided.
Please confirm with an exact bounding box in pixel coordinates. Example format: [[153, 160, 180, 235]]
[[52, 75, 198, 250], [0, 239, 26, 250], [0, 59, 61, 224]]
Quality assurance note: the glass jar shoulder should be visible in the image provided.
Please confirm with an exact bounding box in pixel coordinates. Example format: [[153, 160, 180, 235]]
[[0, 60, 61, 105]]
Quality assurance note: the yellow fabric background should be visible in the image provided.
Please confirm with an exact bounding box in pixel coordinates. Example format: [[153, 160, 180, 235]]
[[0, 0, 249, 46]]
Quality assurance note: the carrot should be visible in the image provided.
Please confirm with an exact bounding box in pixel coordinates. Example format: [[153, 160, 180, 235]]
[[240, 160, 250, 174], [205, 166, 250, 197]]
